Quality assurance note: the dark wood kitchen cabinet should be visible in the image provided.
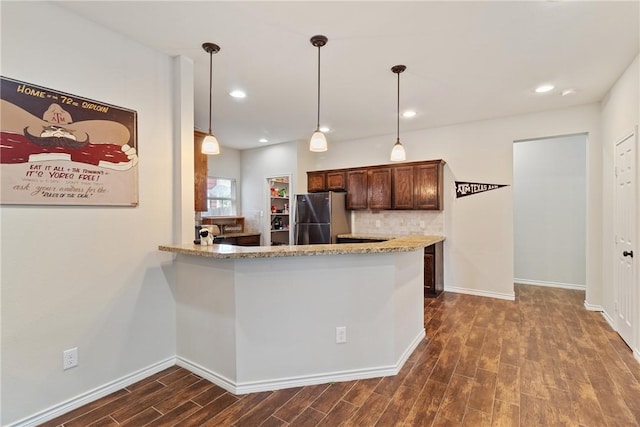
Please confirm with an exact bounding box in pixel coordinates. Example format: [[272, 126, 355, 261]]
[[194, 130, 208, 212], [326, 171, 346, 191], [308, 159, 445, 211], [346, 170, 368, 210], [424, 242, 443, 297], [392, 165, 415, 209], [307, 171, 326, 193], [217, 234, 261, 246], [367, 167, 392, 210], [307, 170, 346, 192], [415, 162, 444, 210]]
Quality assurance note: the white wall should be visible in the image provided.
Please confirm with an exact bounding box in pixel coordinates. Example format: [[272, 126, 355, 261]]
[[513, 134, 587, 288], [600, 55, 639, 353], [0, 3, 178, 424], [240, 141, 301, 238], [307, 104, 602, 301]]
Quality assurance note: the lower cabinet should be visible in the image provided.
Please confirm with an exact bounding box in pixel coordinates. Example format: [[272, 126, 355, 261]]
[[217, 234, 261, 246], [424, 242, 443, 297], [336, 237, 387, 244]]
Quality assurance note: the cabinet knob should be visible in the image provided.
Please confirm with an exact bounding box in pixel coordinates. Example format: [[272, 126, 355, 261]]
[[623, 250, 634, 258]]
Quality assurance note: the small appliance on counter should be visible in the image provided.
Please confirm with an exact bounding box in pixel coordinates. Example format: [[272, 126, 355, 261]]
[[294, 192, 350, 244]]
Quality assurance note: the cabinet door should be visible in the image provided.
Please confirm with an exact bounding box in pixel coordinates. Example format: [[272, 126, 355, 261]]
[[346, 170, 368, 210], [415, 163, 442, 210], [392, 166, 414, 209], [326, 171, 346, 191], [236, 234, 261, 246], [368, 168, 392, 210], [423, 249, 435, 296], [218, 236, 238, 245], [307, 171, 326, 192]]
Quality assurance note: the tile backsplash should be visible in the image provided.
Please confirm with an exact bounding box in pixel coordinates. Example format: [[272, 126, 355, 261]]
[[352, 210, 444, 236]]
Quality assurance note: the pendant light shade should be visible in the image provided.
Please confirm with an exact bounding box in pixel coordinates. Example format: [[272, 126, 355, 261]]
[[202, 134, 220, 155], [390, 139, 406, 162], [310, 130, 327, 152], [202, 42, 221, 155], [390, 65, 407, 162], [309, 35, 328, 152]]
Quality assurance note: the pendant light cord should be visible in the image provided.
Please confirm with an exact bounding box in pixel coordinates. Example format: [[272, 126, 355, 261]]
[[316, 45, 321, 131], [208, 50, 213, 135], [396, 70, 400, 142]]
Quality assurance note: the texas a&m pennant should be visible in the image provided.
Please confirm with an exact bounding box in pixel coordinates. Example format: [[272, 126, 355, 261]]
[[455, 181, 509, 198]]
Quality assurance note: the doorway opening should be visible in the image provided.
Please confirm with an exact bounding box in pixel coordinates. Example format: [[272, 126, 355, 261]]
[[513, 133, 588, 290]]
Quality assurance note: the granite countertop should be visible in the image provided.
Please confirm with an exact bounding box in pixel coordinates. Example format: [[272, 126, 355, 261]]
[[159, 234, 444, 260]]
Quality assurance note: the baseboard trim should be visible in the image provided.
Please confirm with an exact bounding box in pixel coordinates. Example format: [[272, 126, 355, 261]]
[[514, 278, 585, 290], [444, 286, 515, 301], [635, 348, 640, 364], [600, 309, 616, 331], [8, 357, 176, 427], [178, 329, 426, 395], [584, 301, 604, 312]]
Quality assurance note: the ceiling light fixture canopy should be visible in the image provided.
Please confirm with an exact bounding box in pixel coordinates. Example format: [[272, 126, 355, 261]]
[[309, 35, 328, 152], [390, 64, 407, 162], [202, 42, 221, 155]]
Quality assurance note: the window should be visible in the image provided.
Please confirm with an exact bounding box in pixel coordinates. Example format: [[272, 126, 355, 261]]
[[206, 177, 237, 216]]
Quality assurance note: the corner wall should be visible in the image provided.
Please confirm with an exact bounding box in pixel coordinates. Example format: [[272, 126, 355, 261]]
[[1, 3, 178, 424]]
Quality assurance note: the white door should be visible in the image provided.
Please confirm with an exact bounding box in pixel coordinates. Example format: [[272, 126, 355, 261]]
[[615, 131, 637, 347]]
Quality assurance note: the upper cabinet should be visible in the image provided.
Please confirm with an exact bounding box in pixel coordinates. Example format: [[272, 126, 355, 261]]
[[308, 159, 445, 211], [414, 162, 443, 210], [346, 170, 368, 210], [326, 171, 346, 191], [307, 171, 326, 193], [367, 167, 392, 210], [308, 170, 346, 192], [194, 130, 208, 212], [391, 165, 415, 209]]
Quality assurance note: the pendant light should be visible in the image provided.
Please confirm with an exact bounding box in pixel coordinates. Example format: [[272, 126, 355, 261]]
[[309, 35, 328, 152], [202, 42, 221, 155], [390, 65, 407, 162]]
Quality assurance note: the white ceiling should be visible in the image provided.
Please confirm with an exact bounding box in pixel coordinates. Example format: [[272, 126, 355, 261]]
[[54, 1, 639, 151]]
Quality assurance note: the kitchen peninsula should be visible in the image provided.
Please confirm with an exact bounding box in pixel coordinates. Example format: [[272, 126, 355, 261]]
[[159, 235, 443, 394]]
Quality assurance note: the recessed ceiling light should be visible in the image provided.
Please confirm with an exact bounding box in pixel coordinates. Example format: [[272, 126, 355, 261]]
[[259, 138, 268, 143], [229, 90, 246, 98], [402, 110, 417, 118], [319, 126, 330, 133], [561, 89, 576, 96], [535, 84, 554, 94]]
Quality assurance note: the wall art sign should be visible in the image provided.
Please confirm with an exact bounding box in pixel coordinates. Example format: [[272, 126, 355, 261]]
[[0, 76, 138, 206], [455, 181, 509, 198]]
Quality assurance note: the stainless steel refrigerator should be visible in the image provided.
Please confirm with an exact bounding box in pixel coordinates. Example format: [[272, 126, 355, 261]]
[[294, 192, 350, 244]]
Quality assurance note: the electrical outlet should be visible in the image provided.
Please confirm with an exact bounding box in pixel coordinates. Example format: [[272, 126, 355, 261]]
[[419, 221, 425, 228], [63, 347, 78, 370], [336, 326, 347, 344], [375, 220, 381, 228]]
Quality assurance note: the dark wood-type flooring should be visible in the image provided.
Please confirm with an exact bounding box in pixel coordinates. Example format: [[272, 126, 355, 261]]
[[40, 284, 640, 426]]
